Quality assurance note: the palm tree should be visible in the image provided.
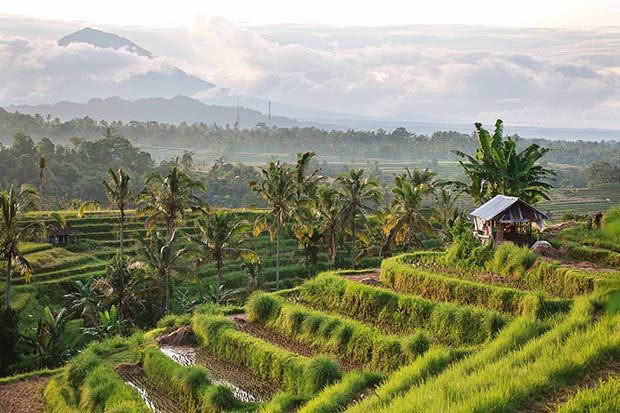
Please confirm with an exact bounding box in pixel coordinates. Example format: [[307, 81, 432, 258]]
[[103, 168, 132, 256], [137, 230, 187, 314], [187, 211, 254, 303], [1, 185, 37, 307], [453, 119, 555, 205], [250, 161, 296, 289], [434, 189, 462, 242], [293, 151, 322, 202], [314, 185, 342, 269], [137, 166, 207, 236], [335, 169, 381, 268], [382, 173, 435, 255]]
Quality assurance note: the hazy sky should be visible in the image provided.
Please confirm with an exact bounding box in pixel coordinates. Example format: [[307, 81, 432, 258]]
[[4, 0, 620, 27], [2, 3, 620, 129]]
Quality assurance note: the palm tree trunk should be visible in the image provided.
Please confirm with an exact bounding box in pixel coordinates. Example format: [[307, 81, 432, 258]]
[[329, 232, 336, 270], [351, 214, 356, 269], [165, 273, 171, 315], [216, 260, 222, 304], [4, 251, 12, 307], [119, 210, 124, 257], [276, 220, 281, 289]]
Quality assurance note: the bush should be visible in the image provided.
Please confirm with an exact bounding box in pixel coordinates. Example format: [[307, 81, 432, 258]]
[[247, 293, 431, 371], [299, 273, 506, 346], [202, 385, 239, 412], [303, 356, 343, 395], [80, 364, 151, 412], [193, 314, 327, 394], [299, 371, 383, 413], [486, 243, 538, 277], [0, 306, 19, 375]]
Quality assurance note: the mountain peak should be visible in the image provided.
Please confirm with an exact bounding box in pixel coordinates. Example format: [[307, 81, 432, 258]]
[[58, 27, 153, 57]]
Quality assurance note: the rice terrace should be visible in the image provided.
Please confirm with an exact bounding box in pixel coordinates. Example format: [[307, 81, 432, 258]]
[[3, 4, 620, 412]]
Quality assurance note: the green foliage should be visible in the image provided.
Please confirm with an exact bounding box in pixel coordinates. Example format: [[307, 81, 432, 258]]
[[557, 376, 620, 413], [247, 292, 430, 371], [143, 347, 212, 412], [246, 292, 282, 323], [302, 356, 343, 396], [298, 371, 383, 413], [299, 273, 506, 346], [452, 119, 555, 204], [485, 243, 538, 278], [192, 313, 341, 395], [368, 295, 610, 412], [382, 255, 546, 316], [260, 392, 308, 413], [0, 305, 19, 375], [79, 364, 151, 413]]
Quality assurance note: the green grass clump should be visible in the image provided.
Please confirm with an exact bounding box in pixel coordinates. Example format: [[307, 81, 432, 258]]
[[299, 273, 506, 346], [299, 371, 383, 413], [79, 364, 151, 413], [193, 313, 341, 395], [143, 347, 212, 412], [382, 255, 554, 317], [486, 243, 538, 278], [247, 292, 430, 371], [552, 238, 620, 267], [344, 348, 460, 413], [557, 376, 620, 413], [302, 356, 343, 396], [259, 392, 308, 413], [372, 295, 617, 412]]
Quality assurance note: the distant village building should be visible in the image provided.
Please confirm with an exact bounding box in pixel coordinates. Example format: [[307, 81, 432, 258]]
[[48, 228, 77, 245], [470, 195, 547, 246]]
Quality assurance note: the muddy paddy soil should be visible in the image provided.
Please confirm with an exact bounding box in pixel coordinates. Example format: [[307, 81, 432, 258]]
[[0, 376, 48, 413], [160, 345, 277, 402]]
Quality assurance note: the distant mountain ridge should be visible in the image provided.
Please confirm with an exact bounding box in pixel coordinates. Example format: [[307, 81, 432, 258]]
[[4, 96, 332, 129], [54, 27, 214, 100], [58, 27, 153, 57]]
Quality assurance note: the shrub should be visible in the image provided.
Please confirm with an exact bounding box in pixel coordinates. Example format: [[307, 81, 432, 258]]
[[557, 376, 620, 413], [248, 293, 431, 371], [201, 385, 239, 412], [79, 364, 150, 412], [143, 347, 211, 411], [303, 355, 343, 395], [193, 313, 330, 394], [299, 273, 506, 345], [247, 292, 282, 323], [0, 306, 19, 375], [260, 392, 308, 413], [486, 243, 538, 277], [299, 371, 383, 413]]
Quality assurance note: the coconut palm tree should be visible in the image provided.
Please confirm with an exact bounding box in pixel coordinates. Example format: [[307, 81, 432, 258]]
[[137, 230, 187, 314], [335, 169, 382, 268], [187, 211, 254, 303], [382, 174, 435, 255], [137, 166, 207, 236], [434, 188, 462, 242], [453, 119, 555, 205], [250, 161, 296, 289], [1, 184, 37, 307], [314, 185, 342, 269], [103, 168, 132, 256], [293, 151, 322, 202]]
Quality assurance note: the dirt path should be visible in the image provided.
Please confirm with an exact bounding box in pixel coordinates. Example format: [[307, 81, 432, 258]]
[[160, 345, 277, 402], [519, 359, 620, 412], [0, 376, 48, 413], [231, 315, 364, 372], [117, 365, 186, 413]]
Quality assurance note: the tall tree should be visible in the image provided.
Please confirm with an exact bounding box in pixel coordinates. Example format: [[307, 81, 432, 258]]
[[38, 155, 46, 210], [335, 169, 381, 268], [103, 168, 132, 256], [250, 161, 296, 289], [137, 166, 207, 236], [382, 173, 435, 255], [188, 211, 254, 303], [453, 119, 555, 205], [0, 185, 37, 306], [137, 230, 187, 315], [314, 185, 342, 269]]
